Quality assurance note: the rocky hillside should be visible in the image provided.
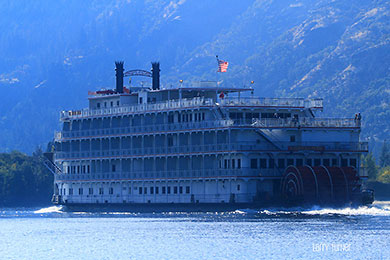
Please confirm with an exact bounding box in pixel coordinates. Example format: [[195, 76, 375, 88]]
[[0, 0, 389, 155]]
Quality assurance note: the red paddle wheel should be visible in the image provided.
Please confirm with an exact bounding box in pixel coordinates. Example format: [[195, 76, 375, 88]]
[[281, 165, 363, 205]]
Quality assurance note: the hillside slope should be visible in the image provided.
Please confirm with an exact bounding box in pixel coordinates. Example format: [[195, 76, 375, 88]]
[[0, 0, 389, 154]]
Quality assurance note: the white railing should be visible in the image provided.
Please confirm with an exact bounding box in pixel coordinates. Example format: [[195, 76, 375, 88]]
[[60, 97, 324, 120], [59, 120, 234, 139], [61, 97, 214, 120], [220, 97, 323, 109], [252, 117, 360, 128], [55, 168, 279, 181], [57, 117, 360, 141], [54, 141, 368, 160]]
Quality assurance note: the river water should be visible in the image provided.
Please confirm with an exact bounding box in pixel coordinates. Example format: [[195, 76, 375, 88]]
[[0, 201, 390, 260]]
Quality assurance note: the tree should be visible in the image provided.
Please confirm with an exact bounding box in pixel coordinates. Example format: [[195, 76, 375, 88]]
[[362, 153, 378, 180], [379, 141, 390, 167], [377, 167, 390, 184]]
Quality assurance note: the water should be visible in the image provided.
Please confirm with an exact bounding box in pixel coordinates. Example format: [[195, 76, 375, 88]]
[[1, 202, 390, 260]]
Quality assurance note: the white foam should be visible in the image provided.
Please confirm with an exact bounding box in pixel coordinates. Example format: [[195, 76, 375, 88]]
[[300, 201, 390, 216], [34, 206, 63, 214]]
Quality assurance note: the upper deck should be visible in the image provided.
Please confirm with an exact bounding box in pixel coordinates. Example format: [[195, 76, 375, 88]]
[[60, 96, 323, 121]]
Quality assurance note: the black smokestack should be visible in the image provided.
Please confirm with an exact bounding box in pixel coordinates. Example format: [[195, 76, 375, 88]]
[[151, 62, 160, 90], [115, 61, 124, 93]]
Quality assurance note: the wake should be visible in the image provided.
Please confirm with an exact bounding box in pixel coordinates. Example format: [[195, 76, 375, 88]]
[[34, 205, 63, 214], [235, 201, 390, 217]]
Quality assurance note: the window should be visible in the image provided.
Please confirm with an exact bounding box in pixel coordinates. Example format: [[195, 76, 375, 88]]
[[109, 187, 114, 195], [79, 188, 83, 195], [260, 159, 267, 168], [112, 165, 116, 172], [139, 187, 142, 194], [323, 159, 330, 167], [306, 159, 312, 166], [202, 113, 205, 120], [77, 166, 80, 173], [162, 186, 166, 194], [237, 159, 241, 169], [110, 101, 113, 107], [290, 136, 296, 142], [296, 159, 303, 167], [128, 187, 131, 194], [186, 186, 190, 194], [104, 102, 107, 108], [251, 159, 258, 169], [99, 188, 104, 195], [179, 186, 183, 194], [97, 103, 100, 108], [168, 137, 174, 147], [237, 184, 240, 191], [168, 114, 174, 123], [278, 159, 285, 168], [350, 159, 357, 168], [332, 159, 338, 166], [269, 159, 275, 169], [287, 159, 294, 166], [144, 187, 147, 194], [167, 186, 171, 194], [87, 165, 90, 173], [155, 187, 159, 194], [139, 97, 143, 104], [117, 101, 120, 106], [69, 188, 73, 195], [232, 159, 235, 169], [150, 187, 154, 194], [314, 159, 321, 166], [174, 186, 178, 194], [89, 188, 93, 195], [224, 159, 228, 169]]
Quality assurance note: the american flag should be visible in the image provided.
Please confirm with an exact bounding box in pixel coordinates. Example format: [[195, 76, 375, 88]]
[[217, 59, 229, 72]]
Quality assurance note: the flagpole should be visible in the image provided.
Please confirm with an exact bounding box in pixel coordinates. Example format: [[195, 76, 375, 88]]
[[216, 55, 219, 88]]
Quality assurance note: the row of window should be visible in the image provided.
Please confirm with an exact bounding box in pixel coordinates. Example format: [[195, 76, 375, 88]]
[[96, 100, 120, 109], [229, 112, 293, 120], [65, 186, 192, 196], [67, 165, 90, 174], [250, 158, 358, 169], [168, 112, 206, 123], [219, 159, 242, 169]]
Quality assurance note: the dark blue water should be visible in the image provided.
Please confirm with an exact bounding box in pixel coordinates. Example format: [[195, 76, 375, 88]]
[[1, 201, 390, 260]]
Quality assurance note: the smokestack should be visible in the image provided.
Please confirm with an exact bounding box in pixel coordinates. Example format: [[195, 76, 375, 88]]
[[115, 61, 124, 93], [151, 62, 160, 90]]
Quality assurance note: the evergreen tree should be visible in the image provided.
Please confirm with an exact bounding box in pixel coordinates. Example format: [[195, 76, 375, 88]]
[[362, 153, 378, 180], [379, 141, 390, 167]]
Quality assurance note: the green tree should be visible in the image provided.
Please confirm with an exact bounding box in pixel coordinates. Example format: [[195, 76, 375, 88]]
[[362, 153, 378, 180], [0, 150, 53, 206], [379, 141, 390, 167], [377, 167, 390, 184]]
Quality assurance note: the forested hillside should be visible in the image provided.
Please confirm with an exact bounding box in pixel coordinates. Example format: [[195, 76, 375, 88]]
[[0, 0, 389, 156], [0, 150, 53, 206]]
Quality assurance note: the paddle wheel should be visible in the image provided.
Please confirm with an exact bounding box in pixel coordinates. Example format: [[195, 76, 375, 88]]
[[281, 165, 361, 205]]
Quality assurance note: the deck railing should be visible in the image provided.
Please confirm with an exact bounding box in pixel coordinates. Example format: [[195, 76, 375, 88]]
[[60, 97, 323, 120], [61, 98, 214, 120], [220, 97, 323, 109], [55, 168, 279, 180], [251, 117, 360, 128], [55, 116, 360, 141], [54, 141, 368, 160]]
